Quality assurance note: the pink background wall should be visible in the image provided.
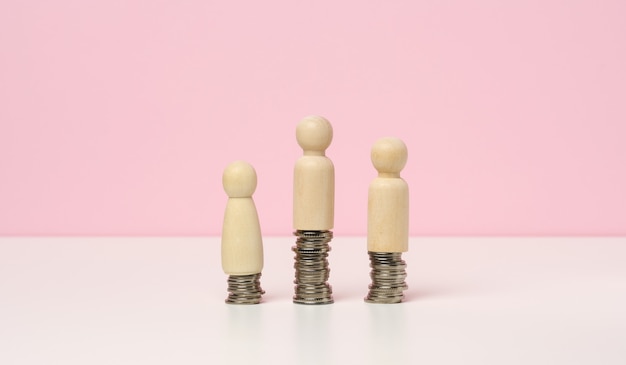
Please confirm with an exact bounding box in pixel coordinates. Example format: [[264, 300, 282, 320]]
[[1, 1, 625, 236]]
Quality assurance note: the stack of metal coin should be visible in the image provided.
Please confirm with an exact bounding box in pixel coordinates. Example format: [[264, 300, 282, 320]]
[[292, 230, 334, 304], [365, 252, 408, 304], [225, 273, 265, 304]]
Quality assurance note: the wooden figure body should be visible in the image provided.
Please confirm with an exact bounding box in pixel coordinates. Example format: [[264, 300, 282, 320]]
[[221, 161, 263, 275], [293, 116, 335, 231], [367, 137, 409, 253]]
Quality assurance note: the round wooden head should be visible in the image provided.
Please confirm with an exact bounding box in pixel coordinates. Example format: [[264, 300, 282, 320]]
[[371, 137, 408, 176], [296, 116, 333, 154], [222, 161, 257, 198]]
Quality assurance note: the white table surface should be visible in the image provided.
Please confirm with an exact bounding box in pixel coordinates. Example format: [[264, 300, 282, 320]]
[[1, 237, 625, 365]]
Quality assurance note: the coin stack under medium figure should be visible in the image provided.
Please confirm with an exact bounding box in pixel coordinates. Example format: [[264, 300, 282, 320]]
[[219, 116, 410, 305]]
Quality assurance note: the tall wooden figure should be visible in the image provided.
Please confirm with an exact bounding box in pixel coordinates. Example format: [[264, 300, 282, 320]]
[[292, 116, 335, 305], [221, 161, 265, 304], [365, 137, 409, 304]]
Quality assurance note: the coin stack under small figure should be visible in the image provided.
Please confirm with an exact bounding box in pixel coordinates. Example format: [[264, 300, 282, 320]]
[[225, 273, 265, 305], [292, 230, 333, 304]]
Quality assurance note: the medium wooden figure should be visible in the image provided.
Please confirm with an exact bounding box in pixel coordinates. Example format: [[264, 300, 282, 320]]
[[365, 137, 409, 304]]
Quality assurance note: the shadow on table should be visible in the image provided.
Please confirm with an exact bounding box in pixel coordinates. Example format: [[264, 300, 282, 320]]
[[404, 285, 464, 301], [366, 303, 408, 363], [222, 305, 263, 363], [293, 304, 333, 365]]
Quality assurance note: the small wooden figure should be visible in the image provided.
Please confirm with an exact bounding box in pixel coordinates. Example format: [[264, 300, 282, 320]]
[[221, 161, 264, 304]]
